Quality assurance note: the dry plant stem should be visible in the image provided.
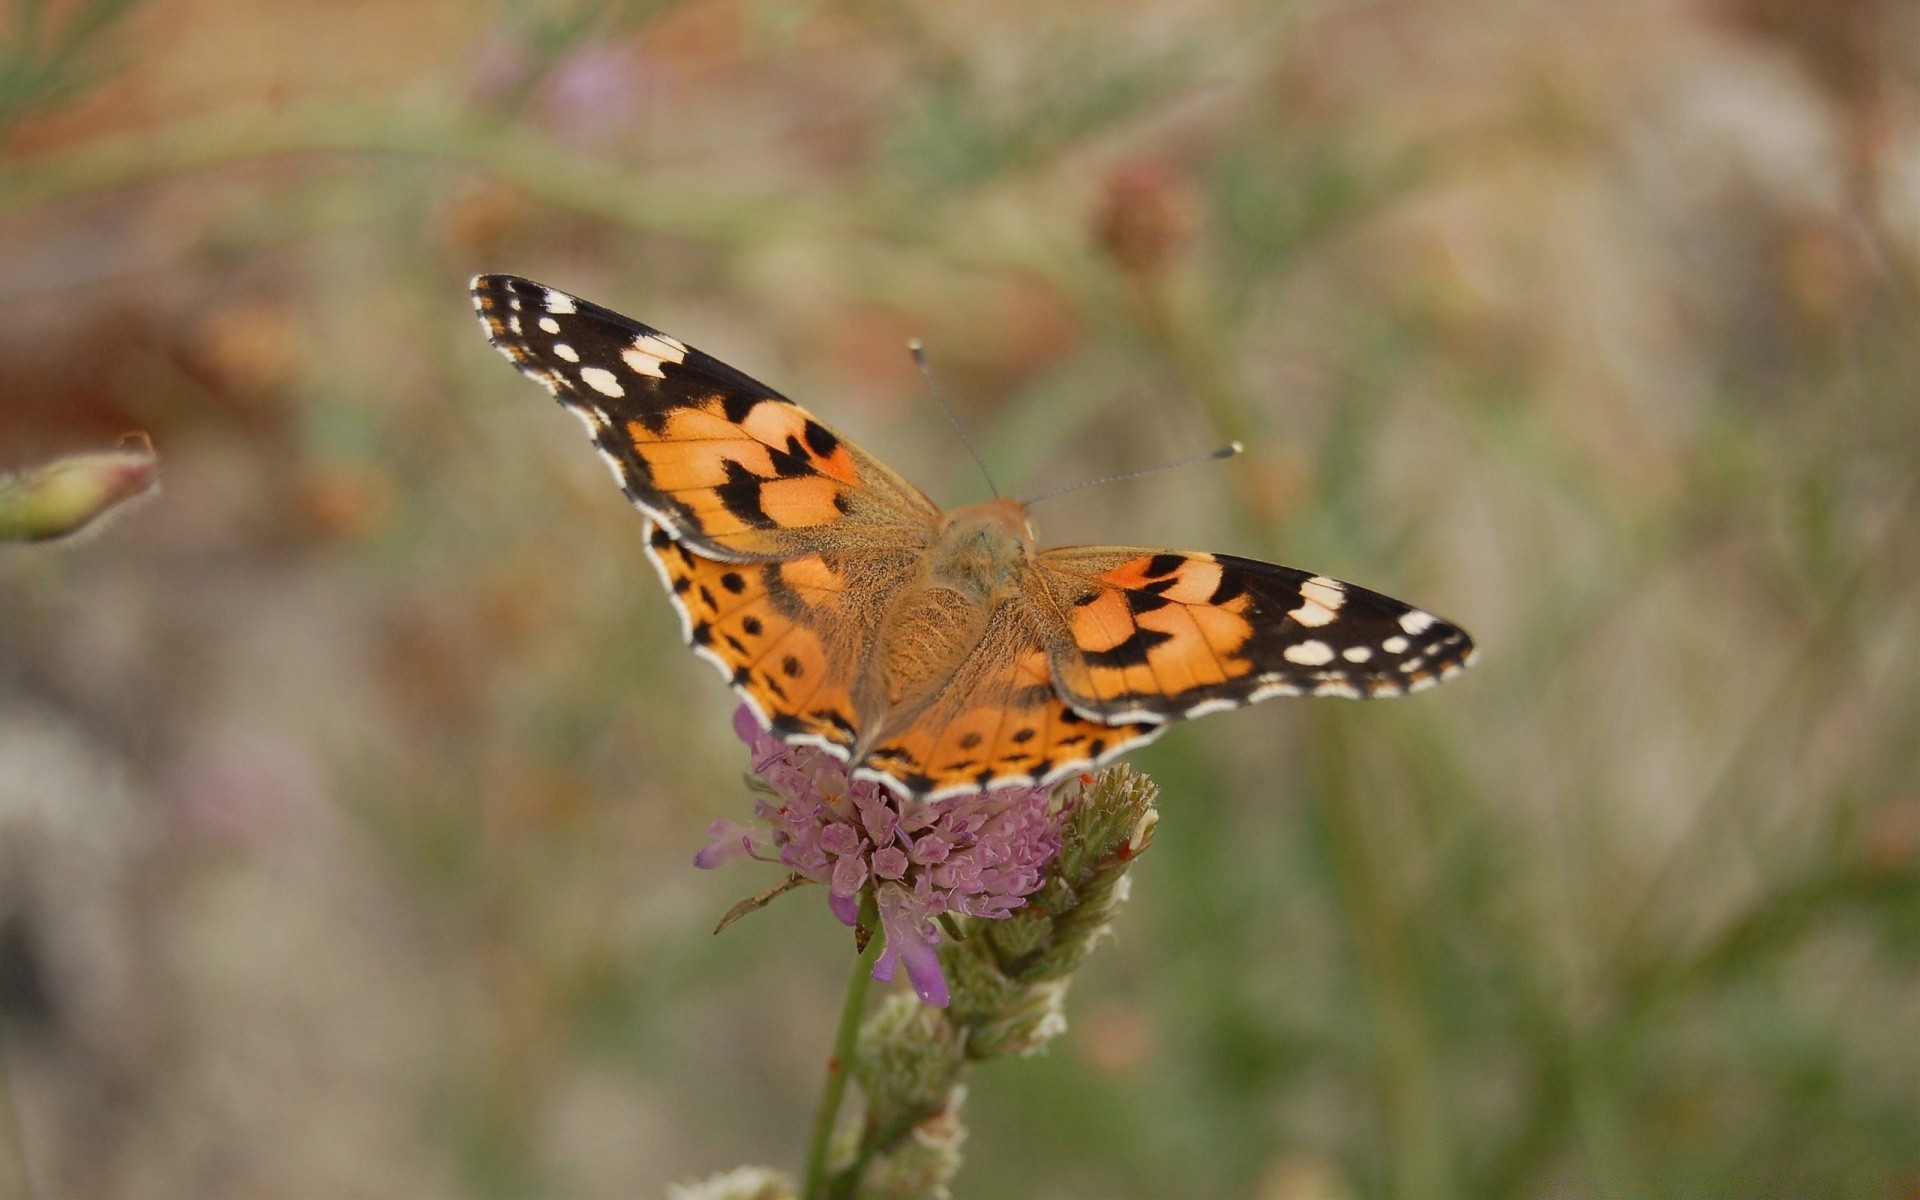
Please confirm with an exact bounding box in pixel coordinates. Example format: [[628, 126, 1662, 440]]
[[802, 892, 884, 1200]]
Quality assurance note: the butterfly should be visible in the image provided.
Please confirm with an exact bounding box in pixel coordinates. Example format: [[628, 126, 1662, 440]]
[[472, 275, 1476, 800]]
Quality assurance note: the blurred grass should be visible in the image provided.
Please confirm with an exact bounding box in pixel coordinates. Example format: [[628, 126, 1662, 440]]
[[2, 0, 1919, 1197]]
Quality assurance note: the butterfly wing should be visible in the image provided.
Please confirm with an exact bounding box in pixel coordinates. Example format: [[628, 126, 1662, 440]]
[[644, 520, 931, 756], [473, 275, 939, 560], [1030, 548, 1476, 723], [854, 598, 1164, 800]]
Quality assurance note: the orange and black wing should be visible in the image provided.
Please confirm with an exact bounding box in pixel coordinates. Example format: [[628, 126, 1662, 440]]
[[644, 521, 929, 757], [473, 275, 938, 561], [1030, 548, 1476, 724], [855, 600, 1163, 800]]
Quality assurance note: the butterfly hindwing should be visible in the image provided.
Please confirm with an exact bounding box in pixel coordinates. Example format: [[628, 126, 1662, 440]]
[[856, 600, 1163, 800], [473, 275, 938, 561], [644, 520, 937, 757], [1031, 548, 1476, 723]]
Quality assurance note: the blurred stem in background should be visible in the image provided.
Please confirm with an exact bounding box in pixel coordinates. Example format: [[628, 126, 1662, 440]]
[[0, 0, 143, 152], [1100, 161, 1456, 1197], [0, 1018, 33, 1200]]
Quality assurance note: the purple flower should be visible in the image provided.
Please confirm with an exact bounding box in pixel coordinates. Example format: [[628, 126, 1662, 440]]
[[697, 705, 1063, 1007]]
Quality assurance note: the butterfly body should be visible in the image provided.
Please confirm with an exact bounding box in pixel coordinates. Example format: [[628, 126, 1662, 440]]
[[473, 275, 1476, 800]]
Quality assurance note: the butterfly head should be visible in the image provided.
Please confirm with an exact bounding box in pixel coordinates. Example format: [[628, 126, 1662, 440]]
[[932, 497, 1036, 601]]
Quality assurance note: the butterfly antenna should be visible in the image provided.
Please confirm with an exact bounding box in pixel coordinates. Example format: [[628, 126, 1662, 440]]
[[909, 339, 1001, 499], [1023, 441, 1244, 508]]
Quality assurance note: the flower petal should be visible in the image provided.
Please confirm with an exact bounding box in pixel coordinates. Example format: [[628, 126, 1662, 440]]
[[731, 704, 763, 746], [693, 819, 763, 869], [896, 928, 949, 1008], [870, 846, 909, 880]]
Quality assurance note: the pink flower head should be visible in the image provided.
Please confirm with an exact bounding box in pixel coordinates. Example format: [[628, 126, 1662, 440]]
[[697, 705, 1063, 1007]]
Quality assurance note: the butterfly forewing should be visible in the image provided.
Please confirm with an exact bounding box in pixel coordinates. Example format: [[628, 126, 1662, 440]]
[[472, 274, 938, 561], [1032, 548, 1476, 723]]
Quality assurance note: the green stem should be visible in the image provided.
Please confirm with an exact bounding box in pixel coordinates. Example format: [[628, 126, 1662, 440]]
[[801, 892, 884, 1200]]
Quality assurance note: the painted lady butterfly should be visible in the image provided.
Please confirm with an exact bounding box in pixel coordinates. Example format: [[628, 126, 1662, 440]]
[[473, 276, 1476, 800]]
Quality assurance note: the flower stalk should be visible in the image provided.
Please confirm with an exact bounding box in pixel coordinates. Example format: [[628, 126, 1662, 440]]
[[827, 766, 1161, 1200], [801, 891, 884, 1200]]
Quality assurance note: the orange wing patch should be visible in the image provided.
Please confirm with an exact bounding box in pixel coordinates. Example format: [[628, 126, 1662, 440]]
[[643, 522, 862, 754], [856, 605, 1163, 800], [1040, 552, 1257, 717]]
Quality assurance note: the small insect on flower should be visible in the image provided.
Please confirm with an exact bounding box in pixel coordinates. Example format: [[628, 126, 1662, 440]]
[[698, 706, 1061, 1007]]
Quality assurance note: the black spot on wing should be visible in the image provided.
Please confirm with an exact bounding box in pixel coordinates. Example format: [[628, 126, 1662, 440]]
[[803, 421, 839, 457], [1124, 589, 1172, 615], [719, 390, 760, 424], [715, 459, 769, 525], [1081, 626, 1176, 668], [1142, 553, 1185, 579], [768, 438, 812, 478]]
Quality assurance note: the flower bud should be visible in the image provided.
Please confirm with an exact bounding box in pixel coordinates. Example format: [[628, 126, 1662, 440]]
[[853, 993, 964, 1122], [1095, 162, 1198, 277], [0, 439, 157, 542], [665, 1165, 795, 1200], [858, 1086, 967, 1200]]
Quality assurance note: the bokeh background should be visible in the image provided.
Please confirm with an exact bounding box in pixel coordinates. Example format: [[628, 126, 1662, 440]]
[[4, 0, 1919, 1196]]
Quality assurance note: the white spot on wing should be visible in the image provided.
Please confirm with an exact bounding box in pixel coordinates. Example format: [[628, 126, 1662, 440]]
[[1283, 640, 1336, 666], [1399, 610, 1436, 635], [1342, 645, 1373, 663], [622, 347, 666, 379], [1289, 599, 1337, 627], [553, 343, 579, 362], [623, 334, 687, 380], [579, 367, 624, 397], [1302, 577, 1345, 609], [1382, 635, 1410, 654], [544, 290, 576, 314], [538, 316, 561, 335]]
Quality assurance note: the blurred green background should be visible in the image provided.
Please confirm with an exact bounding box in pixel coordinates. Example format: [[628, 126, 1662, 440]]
[[3, 1, 1919, 1196]]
